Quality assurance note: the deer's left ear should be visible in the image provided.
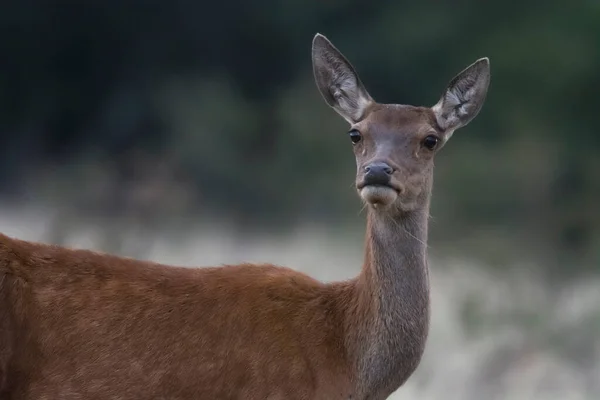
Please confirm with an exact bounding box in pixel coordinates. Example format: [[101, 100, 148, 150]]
[[432, 58, 490, 136]]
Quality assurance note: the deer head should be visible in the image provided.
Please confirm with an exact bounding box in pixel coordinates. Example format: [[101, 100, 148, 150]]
[[312, 34, 490, 214]]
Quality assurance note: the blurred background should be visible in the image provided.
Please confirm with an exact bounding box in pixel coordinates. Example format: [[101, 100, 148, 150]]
[[1, 0, 599, 398]]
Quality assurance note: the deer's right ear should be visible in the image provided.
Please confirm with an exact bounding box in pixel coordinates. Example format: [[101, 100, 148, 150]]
[[312, 33, 374, 124]]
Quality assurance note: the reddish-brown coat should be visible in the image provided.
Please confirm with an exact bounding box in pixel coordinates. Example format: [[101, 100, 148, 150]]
[[0, 232, 358, 399]]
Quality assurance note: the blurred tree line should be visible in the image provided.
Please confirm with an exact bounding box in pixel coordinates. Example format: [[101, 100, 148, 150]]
[[0, 0, 598, 273]]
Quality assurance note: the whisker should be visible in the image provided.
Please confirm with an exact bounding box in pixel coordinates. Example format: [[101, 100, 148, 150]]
[[386, 213, 429, 249], [357, 202, 368, 216]]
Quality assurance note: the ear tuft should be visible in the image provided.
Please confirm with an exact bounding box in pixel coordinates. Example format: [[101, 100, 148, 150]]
[[433, 57, 491, 133]]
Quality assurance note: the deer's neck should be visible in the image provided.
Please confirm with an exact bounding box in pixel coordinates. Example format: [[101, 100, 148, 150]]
[[351, 207, 431, 396]]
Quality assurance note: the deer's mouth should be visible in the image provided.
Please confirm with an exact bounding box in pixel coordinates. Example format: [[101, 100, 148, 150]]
[[357, 184, 399, 207]]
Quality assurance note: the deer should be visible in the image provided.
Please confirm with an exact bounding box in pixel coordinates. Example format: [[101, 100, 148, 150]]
[[0, 33, 490, 400]]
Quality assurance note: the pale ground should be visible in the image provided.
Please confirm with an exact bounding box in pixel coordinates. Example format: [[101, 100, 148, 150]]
[[1, 204, 598, 400]]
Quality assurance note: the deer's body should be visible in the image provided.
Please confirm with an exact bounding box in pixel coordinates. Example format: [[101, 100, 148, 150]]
[[0, 207, 428, 399], [0, 34, 490, 399], [0, 233, 353, 399]]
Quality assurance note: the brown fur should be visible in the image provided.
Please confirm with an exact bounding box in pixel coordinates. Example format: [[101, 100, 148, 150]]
[[0, 235, 355, 399], [0, 34, 490, 399]]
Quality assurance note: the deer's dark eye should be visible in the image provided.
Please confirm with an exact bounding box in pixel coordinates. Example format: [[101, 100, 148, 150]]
[[422, 135, 440, 150], [348, 129, 362, 144]]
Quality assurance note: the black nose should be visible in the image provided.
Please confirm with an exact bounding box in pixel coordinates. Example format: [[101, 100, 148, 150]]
[[364, 162, 394, 186]]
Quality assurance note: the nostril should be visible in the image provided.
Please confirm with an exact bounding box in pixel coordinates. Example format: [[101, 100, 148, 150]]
[[364, 162, 393, 176], [363, 162, 395, 187]]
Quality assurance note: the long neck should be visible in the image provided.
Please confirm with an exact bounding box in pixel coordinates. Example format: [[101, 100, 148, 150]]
[[350, 206, 431, 395]]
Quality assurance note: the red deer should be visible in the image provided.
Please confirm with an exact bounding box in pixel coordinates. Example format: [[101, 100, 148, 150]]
[[0, 33, 490, 399]]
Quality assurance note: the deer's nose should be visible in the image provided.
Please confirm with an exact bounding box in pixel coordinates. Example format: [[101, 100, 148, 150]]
[[364, 162, 394, 186]]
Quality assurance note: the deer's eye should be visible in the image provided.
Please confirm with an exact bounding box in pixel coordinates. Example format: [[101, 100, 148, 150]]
[[348, 129, 362, 144], [422, 135, 440, 151]]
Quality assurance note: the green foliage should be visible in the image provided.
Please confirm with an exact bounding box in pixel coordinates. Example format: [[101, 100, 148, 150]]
[[0, 0, 598, 272]]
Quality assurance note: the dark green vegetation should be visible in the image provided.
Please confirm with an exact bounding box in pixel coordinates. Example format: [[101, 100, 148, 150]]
[[0, 1, 598, 273]]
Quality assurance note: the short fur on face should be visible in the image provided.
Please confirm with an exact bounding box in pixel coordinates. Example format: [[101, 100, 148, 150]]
[[312, 34, 490, 213]]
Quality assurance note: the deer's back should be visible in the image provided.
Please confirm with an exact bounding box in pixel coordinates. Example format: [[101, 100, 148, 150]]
[[0, 233, 354, 399]]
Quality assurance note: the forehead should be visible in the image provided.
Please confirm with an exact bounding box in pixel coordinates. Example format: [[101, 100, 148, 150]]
[[357, 104, 439, 135]]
